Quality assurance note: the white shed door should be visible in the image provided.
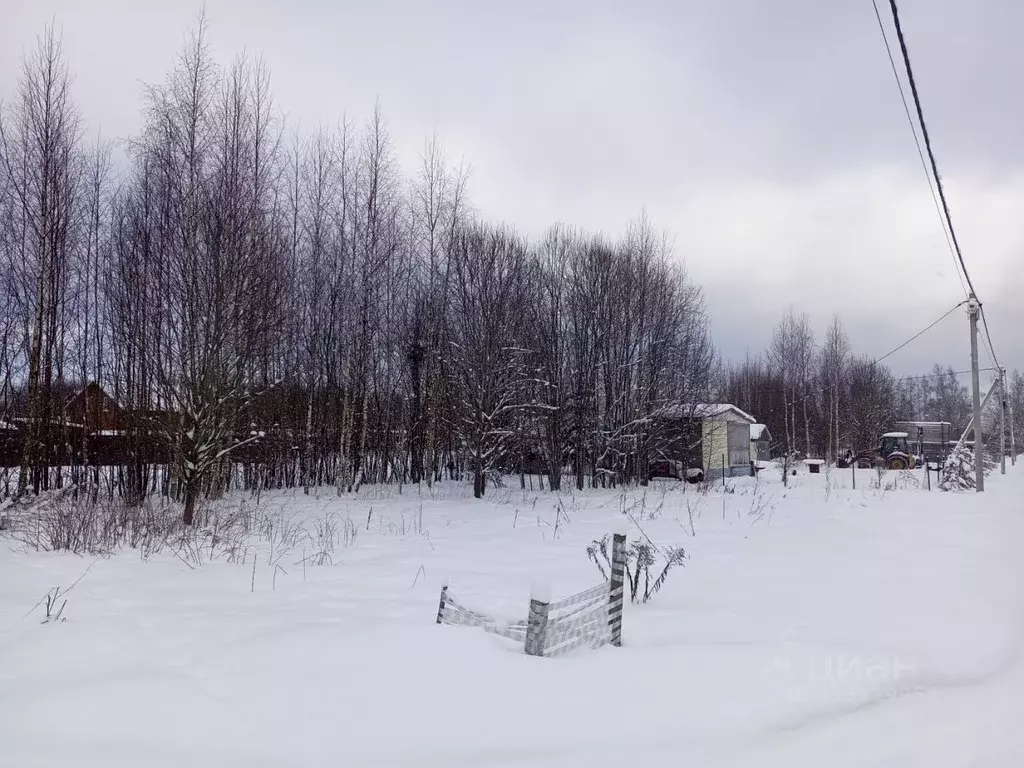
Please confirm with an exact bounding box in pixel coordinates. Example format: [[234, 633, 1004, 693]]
[[727, 422, 750, 466]]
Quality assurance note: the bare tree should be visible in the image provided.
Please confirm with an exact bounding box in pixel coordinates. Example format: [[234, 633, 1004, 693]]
[[120, 19, 286, 522], [526, 225, 579, 490], [564, 236, 612, 489], [0, 24, 84, 495], [407, 134, 463, 485], [846, 358, 898, 453], [72, 138, 114, 497], [767, 309, 816, 458], [920, 365, 970, 428], [819, 314, 849, 461], [293, 127, 339, 491], [447, 224, 529, 497], [1009, 369, 1023, 454], [767, 311, 797, 455]]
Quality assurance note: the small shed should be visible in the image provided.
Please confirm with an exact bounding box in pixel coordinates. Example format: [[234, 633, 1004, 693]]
[[749, 424, 771, 462], [657, 403, 756, 479], [893, 421, 954, 463]]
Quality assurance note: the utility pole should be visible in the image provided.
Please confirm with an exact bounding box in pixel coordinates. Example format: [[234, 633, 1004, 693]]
[[1010, 374, 1018, 466], [999, 368, 1006, 475], [968, 296, 984, 491]]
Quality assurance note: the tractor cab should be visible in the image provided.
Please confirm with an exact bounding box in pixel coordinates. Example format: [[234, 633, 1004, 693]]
[[877, 431, 918, 469], [880, 432, 910, 457]]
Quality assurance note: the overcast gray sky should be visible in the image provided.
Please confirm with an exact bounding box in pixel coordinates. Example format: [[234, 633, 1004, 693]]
[[3, 0, 1022, 380]]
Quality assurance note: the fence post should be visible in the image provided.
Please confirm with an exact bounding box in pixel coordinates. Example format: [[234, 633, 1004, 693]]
[[436, 582, 448, 625], [525, 583, 551, 657], [722, 453, 726, 488], [851, 461, 856, 490], [609, 533, 626, 647]]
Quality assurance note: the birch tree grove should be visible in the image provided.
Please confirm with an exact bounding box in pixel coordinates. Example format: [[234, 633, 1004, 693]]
[[0, 18, 718, 514]]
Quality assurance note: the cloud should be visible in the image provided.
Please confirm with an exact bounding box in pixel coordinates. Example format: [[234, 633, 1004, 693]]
[[675, 169, 1024, 374]]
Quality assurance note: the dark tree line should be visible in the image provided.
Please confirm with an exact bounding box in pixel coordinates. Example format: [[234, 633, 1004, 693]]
[[0, 20, 716, 515], [8, 20, 1009, 518]]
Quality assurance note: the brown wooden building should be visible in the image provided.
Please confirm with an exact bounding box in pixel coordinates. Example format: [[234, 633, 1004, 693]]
[[64, 382, 122, 432]]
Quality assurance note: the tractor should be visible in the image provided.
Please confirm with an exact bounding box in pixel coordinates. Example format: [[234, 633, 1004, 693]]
[[849, 431, 919, 470]]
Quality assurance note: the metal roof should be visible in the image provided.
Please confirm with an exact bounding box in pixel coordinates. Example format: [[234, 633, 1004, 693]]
[[658, 403, 757, 423]]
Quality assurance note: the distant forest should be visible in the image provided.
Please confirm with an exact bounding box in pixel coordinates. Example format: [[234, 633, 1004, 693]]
[[2, 19, 1021, 517]]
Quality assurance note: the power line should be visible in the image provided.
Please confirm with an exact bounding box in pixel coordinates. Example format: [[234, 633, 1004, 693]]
[[730, 300, 973, 425], [878, 0, 1004, 375], [882, 0, 976, 300], [978, 323, 996, 366], [872, 300, 967, 366], [979, 306, 1002, 371], [895, 367, 997, 384], [869, 0, 966, 296]]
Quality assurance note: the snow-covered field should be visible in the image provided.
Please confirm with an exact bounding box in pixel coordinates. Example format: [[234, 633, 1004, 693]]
[[3, 464, 1024, 767]]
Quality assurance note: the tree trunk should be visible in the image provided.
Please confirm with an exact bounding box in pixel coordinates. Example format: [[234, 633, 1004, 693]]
[[546, 420, 562, 491], [473, 459, 484, 499], [783, 393, 792, 456], [183, 483, 197, 526], [803, 394, 812, 458], [303, 383, 315, 494]]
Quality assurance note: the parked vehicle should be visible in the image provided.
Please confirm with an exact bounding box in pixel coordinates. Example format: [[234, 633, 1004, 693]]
[[843, 431, 918, 470], [648, 459, 705, 483]]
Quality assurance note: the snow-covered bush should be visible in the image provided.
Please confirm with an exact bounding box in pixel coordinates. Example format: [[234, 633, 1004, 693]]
[[939, 443, 977, 491], [2, 488, 268, 562], [0, 487, 364, 574], [1, 487, 138, 554]]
